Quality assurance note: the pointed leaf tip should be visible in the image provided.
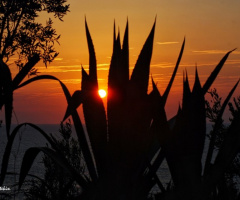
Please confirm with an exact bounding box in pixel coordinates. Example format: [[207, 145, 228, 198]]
[[183, 69, 190, 93], [183, 69, 186, 82], [116, 29, 121, 45], [81, 66, 87, 75], [123, 20, 129, 49], [202, 49, 235, 94], [130, 20, 156, 95], [85, 21, 97, 82], [185, 69, 188, 80], [85, 18, 88, 31], [151, 77, 158, 92], [195, 66, 199, 81], [113, 20, 116, 42], [162, 38, 185, 105], [192, 66, 202, 93]]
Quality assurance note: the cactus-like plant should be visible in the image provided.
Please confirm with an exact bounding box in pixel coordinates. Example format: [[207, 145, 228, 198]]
[[1, 19, 239, 200]]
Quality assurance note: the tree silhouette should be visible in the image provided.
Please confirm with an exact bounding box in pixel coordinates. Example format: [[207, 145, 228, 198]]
[[0, 0, 69, 70], [0, 0, 69, 138]]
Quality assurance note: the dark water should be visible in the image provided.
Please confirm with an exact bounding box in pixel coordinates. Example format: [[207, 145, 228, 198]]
[[0, 123, 213, 196], [0, 125, 61, 185]]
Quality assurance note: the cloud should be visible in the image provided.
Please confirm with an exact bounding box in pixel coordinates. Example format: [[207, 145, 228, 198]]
[[151, 62, 175, 68], [227, 59, 240, 65], [62, 79, 81, 84], [180, 63, 215, 67], [192, 50, 240, 55], [54, 58, 64, 61], [156, 42, 179, 45], [39, 65, 82, 73], [97, 63, 109, 67], [38, 63, 110, 73]]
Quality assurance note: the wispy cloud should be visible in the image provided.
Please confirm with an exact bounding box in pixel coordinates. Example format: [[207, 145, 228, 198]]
[[54, 57, 63, 61], [193, 50, 240, 55], [180, 63, 216, 67], [39, 65, 81, 73], [38, 63, 110, 73], [157, 42, 179, 45], [98, 63, 109, 67], [62, 79, 81, 84], [227, 59, 240, 65], [82, 64, 109, 71], [151, 62, 175, 68]]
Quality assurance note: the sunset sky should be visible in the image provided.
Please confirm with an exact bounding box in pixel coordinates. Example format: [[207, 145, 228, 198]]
[[6, 0, 240, 124]]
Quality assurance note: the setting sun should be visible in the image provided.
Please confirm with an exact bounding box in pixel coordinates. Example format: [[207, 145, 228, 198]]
[[98, 89, 107, 98]]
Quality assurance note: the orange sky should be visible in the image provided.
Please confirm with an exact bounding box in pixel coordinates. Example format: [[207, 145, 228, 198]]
[[5, 0, 240, 124]]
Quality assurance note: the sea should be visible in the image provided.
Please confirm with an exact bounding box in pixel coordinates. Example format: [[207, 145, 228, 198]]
[[0, 123, 213, 198], [0, 124, 62, 199]]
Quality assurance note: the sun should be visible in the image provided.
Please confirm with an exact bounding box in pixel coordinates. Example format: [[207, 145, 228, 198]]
[[98, 89, 107, 98]]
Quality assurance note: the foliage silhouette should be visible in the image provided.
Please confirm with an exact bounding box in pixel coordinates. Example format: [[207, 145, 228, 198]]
[[0, 0, 69, 137], [0, 19, 239, 200], [205, 89, 240, 200], [24, 121, 83, 200], [0, 0, 69, 66]]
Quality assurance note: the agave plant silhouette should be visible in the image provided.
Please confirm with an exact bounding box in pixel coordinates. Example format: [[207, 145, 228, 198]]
[[15, 19, 184, 199], [0, 55, 40, 138], [1, 19, 239, 200]]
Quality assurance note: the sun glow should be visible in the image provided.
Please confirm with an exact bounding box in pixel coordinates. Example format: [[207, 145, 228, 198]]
[[98, 89, 107, 98]]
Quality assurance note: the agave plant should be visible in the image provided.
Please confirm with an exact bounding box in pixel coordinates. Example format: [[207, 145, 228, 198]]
[[0, 55, 40, 138], [12, 19, 185, 199], [1, 19, 239, 200]]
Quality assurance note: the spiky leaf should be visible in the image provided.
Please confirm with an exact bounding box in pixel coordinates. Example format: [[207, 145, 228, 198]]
[[0, 60, 13, 138], [63, 90, 83, 121], [82, 67, 107, 176], [17, 75, 98, 181], [12, 54, 40, 89], [162, 38, 185, 106], [85, 19, 97, 85], [202, 49, 236, 94], [130, 20, 155, 96]]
